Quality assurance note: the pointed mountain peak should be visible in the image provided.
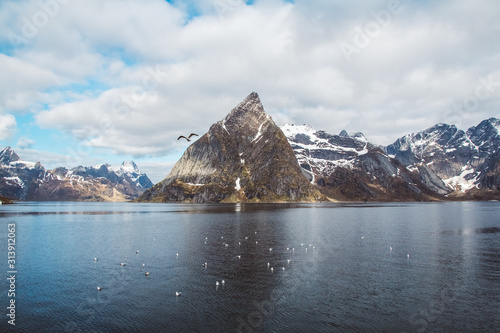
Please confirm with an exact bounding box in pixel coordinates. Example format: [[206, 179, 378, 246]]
[[120, 161, 139, 174], [0, 146, 21, 164], [339, 130, 349, 137], [338, 130, 368, 142], [139, 93, 324, 203], [221, 92, 266, 125], [216, 92, 274, 146]]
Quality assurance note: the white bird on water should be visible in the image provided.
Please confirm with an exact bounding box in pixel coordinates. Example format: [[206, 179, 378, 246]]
[[120, 263, 126, 266], [203, 262, 208, 268], [97, 287, 102, 291], [145, 272, 150, 276], [390, 246, 393, 251], [94, 258, 98, 261], [407, 254, 410, 258], [270, 267, 274, 273], [176, 291, 182, 297], [216, 281, 219, 286], [222, 280, 225, 285]]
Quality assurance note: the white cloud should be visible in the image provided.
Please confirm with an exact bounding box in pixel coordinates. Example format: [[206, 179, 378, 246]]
[[0, 114, 17, 140], [135, 160, 177, 184], [16, 136, 35, 149], [1, 0, 499, 162]]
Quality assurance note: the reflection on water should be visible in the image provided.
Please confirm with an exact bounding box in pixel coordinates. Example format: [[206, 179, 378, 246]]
[[0, 201, 499, 332]]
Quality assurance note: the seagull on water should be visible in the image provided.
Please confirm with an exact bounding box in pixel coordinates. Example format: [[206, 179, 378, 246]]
[[94, 258, 98, 261], [145, 272, 150, 276], [216, 281, 219, 286], [203, 262, 208, 268], [176, 291, 182, 297], [97, 287, 102, 291], [120, 263, 126, 266]]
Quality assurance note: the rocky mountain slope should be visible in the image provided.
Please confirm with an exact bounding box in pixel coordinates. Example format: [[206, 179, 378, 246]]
[[386, 118, 500, 199], [138, 92, 325, 203], [0, 147, 153, 201], [281, 124, 445, 201]]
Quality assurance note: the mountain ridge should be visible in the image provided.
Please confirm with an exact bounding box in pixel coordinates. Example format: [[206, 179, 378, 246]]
[[0, 147, 153, 201]]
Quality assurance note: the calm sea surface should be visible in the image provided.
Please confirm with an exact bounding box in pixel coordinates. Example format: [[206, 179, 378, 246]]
[[0, 201, 499, 332]]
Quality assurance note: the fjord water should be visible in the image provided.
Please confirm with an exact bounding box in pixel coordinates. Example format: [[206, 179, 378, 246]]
[[1, 202, 499, 332]]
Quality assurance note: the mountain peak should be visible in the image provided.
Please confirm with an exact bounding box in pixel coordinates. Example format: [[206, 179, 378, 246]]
[[221, 92, 265, 126], [139, 93, 324, 203], [120, 161, 140, 174], [216, 92, 273, 147], [0, 147, 21, 164], [338, 130, 368, 142]]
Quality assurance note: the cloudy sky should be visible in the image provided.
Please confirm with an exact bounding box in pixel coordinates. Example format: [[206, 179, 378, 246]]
[[0, 0, 499, 183]]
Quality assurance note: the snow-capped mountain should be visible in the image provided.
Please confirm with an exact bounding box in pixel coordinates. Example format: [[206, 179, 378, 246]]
[[281, 124, 444, 201], [0, 147, 153, 201], [386, 118, 500, 196], [0, 147, 45, 200]]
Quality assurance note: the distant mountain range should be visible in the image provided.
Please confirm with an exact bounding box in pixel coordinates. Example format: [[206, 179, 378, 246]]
[[139, 92, 500, 203], [2, 93, 499, 203], [386, 118, 500, 199], [0, 147, 153, 201]]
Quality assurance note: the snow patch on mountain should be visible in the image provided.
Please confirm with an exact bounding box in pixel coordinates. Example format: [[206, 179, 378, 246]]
[[443, 169, 478, 192]]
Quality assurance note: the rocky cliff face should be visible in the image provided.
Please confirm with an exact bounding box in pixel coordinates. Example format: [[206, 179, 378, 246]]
[[0, 147, 153, 201], [386, 118, 500, 198], [281, 124, 445, 201], [0, 147, 45, 200], [138, 92, 325, 203]]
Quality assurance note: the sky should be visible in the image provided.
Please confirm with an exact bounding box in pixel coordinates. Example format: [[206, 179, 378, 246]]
[[0, 0, 499, 183]]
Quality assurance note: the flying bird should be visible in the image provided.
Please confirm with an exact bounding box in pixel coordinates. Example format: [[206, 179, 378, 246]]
[[177, 133, 199, 142]]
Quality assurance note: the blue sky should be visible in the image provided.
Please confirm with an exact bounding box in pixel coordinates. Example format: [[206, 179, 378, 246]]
[[0, 0, 499, 183]]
